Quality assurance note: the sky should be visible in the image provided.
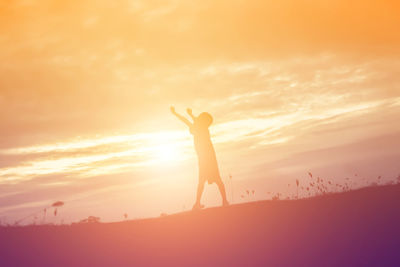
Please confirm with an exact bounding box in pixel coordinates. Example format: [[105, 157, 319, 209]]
[[0, 0, 400, 224]]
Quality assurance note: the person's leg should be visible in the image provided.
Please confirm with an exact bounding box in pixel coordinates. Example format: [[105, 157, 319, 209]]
[[193, 180, 205, 209], [216, 179, 229, 206]]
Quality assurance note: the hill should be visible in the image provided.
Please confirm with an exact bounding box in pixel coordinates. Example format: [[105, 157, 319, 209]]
[[1, 184, 400, 267]]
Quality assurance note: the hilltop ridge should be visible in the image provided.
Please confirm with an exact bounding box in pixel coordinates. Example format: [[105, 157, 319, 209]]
[[1, 184, 400, 266]]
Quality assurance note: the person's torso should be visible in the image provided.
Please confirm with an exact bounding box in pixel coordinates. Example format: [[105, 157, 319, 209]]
[[190, 124, 214, 156]]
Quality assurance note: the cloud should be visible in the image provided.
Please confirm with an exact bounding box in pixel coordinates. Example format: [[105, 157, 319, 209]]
[[1, 55, 400, 184], [0, 0, 400, 223]]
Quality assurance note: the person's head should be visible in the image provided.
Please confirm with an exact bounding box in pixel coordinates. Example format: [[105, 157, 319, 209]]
[[197, 112, 213, 127]]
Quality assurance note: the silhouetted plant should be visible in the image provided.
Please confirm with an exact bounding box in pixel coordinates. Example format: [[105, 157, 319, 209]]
[[79, 216, 100, 224], [52, 201, 64, 218], [14, 201, 65, 226], [272, 193, 280, 201], [240, 189, 256, 201], [229, 174, 233, 203], [42, 208, 47, 224]]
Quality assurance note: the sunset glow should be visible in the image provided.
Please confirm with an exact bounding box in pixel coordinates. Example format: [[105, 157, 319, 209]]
[[0, 0, 399, 225]]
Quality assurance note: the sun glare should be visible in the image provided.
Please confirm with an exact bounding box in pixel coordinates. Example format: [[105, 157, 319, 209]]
[[154, 144, 181, 163], [145, 130, 189, 164]]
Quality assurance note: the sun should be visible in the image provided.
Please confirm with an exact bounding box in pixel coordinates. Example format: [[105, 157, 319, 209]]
[[154, 144, 181, 163], [147, 130, 188, 164]]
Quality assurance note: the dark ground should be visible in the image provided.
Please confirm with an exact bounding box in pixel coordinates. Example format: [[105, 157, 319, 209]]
[[1, 184, 400, 267]]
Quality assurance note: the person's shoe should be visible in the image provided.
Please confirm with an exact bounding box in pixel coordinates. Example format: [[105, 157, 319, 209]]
[[192, 203, 204, 210], [222, 200, 229, 207]]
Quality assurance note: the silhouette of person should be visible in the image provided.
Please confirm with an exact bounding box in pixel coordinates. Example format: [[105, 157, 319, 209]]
[[171, 106, 229, 210]]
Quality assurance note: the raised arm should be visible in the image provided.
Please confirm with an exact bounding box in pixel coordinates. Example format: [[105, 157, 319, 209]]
[[186, 108, 197, 121], [170, 106, 193, 127]]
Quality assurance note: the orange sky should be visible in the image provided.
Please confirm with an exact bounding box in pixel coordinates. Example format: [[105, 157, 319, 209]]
[[0, 0, 400, 224]]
